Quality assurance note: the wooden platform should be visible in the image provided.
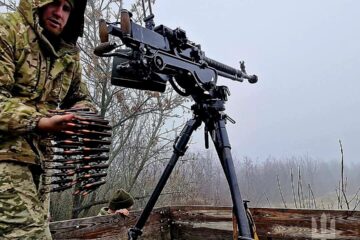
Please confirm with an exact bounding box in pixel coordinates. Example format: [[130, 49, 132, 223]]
[[50, 206, 360, 239]]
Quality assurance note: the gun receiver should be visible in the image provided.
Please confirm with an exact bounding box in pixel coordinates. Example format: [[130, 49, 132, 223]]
[[95, 9, 258, 96]]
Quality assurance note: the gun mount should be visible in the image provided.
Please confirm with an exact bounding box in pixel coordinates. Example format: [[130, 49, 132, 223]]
[[94, 1, 259, 239]]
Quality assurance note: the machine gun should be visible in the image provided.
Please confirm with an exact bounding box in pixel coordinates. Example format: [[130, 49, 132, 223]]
[[94, 6, 257, 94], [94, 1, 259, 239]]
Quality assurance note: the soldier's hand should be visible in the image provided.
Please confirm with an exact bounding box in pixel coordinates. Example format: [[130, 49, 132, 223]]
[[114, 209, 129, 216], [37, 114, 75, 133]]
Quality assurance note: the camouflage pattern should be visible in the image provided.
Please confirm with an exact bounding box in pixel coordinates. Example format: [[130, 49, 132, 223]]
[[0, 0, 93, 238], [98, 207, 110, 216], [0, 162, 52, 239], [0, 0, 94, 164]]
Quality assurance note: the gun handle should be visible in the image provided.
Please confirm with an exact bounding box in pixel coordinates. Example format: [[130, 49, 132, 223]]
[[99, 19, 109, 43], [121, 9, 132, 35]]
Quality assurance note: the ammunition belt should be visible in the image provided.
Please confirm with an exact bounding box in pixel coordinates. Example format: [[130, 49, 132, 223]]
[[45, 108, 112, 196]]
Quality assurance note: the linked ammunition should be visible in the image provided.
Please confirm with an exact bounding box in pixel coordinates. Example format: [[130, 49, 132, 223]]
[[45, 108, 112, 194]]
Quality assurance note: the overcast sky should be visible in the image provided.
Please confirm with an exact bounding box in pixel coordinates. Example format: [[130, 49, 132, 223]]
[[134, 0, 360, 163]]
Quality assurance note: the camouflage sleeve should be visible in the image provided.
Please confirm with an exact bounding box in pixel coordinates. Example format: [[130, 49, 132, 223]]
[[97, 207, 110, 216], [0, 16, 44, 135], [61, 62, 97, 112]]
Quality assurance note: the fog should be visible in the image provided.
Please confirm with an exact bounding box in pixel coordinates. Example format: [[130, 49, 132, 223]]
[[145, 0, 360, 163]]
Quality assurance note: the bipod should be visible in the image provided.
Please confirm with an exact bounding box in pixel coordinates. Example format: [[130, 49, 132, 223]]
[[128, 94, 254, 240]]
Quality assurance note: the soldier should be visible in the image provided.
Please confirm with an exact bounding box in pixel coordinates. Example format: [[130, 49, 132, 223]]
[[98, 189, 135, 216], [0, 0, 94, 239]]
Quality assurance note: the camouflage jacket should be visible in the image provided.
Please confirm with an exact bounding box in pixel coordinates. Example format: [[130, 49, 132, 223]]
[[0, 0, 95, 164], [97, 207, 129, 217], [97, 207, 110, 216]]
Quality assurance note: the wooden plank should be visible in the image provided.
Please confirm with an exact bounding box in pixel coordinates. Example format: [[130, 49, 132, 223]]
[[50, 208, 172, 240], [251, 208, 360, 240], [169, 206, 233, 240], [50, 206, 360, 239], [168, 206, 360, 240]]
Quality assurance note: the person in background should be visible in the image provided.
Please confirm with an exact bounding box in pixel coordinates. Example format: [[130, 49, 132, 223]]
[[0, 0, 94, 239], [98, 189, 135, 216]]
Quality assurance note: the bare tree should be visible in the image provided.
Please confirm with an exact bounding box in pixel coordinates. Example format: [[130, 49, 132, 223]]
[[49, 0, 187, 220], [0, 0, 17, 11]]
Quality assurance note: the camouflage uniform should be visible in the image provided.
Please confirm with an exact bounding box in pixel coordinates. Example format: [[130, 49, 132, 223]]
[[0, 0, 92, 239], [0, 162, 52, 239], [97, 207, 111, 216], [97, 189, 134, 216]]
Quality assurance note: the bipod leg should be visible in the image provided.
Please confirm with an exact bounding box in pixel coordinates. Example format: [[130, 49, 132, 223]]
[[128, 117, 202, 240], [210, 118, 253, 240]]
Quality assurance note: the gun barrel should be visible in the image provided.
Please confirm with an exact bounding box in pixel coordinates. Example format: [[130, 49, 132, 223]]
[[204, 56, 258, 83]]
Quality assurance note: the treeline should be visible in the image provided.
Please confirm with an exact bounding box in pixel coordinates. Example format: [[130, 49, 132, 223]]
[[50, 148, 359, 221], [158, 151, 360, 210]]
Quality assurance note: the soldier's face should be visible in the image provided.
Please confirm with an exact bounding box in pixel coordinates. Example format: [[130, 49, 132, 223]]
[[40, 0, 72, 36]]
